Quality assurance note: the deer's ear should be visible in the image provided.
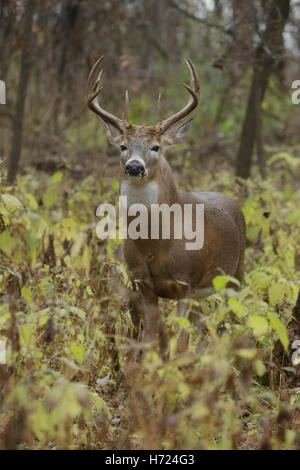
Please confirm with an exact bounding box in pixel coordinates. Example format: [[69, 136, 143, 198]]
[[163, 119, 193, 146], [103, 120, 123, 144]]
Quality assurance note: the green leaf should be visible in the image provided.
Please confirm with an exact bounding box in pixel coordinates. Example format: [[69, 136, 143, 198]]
[[21, 286, 33, 305], [51, 171, 63, 183], [246, 315, 269, 337], [19, 324, 35, 347], [268, 282, 284, 307], [69, 341, 85, 365], [213, 275, 229, 292], [176, 317, 190, 329], [228, 298, 247, 318], [1, 194, 23, 213], [251, 272, 273, 290], [235, 348, 258, 360], [267, 312, 289, 352], [42, 187, 59, 208], [111, 179, 119, 191], [213, 275, 239, 292], [253, 359, 266, 377], [25, 193, 39, 211], [0, 230, 14, 257]]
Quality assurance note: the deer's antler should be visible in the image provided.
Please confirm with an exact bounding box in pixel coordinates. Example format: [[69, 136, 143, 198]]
[[87, 56, 126, 131], [158, 59, 200, 134]]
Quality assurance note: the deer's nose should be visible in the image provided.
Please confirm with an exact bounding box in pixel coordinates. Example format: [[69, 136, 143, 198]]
[[125, 160, 145, 176]]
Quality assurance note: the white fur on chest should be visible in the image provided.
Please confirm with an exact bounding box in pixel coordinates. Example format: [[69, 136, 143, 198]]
[[120, 181, 158, 209]]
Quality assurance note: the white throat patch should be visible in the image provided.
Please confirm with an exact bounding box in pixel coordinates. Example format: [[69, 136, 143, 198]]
[[120, 181, 158, 209]]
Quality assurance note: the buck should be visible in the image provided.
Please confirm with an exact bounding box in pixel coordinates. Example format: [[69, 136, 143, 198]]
[[88, 56, 246, 351]]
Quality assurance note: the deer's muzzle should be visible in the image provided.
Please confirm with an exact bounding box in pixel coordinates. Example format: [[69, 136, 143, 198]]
[[125, 159, 145, 177]]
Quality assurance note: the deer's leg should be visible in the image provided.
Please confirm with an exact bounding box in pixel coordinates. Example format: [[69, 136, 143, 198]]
[[177, 299, 188, 317], [129, 291, 142, 340], [139, 284, 160, 343], [129, 281, 159, 343], [176, 299, 190, 355], [132, 284, 169, 358], [234, 246, 245, 285], [234, 211, 246, 285]]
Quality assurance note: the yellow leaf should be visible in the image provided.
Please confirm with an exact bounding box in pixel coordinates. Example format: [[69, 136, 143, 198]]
[[19, 324, 35, 347], [42, 187, 59, 208], [253, 359, 266, 376], [25, 193, 39, 211], [246, 315, 269, 337], [235, 348, 258, 360], [51, 171, 63, 183], [228, 298, 247, 318], [21, 286, 33, 305], [69, 341, 85, 365], [213, 275, 230, 292], [1, 194, 23, 213], [268, 282, 284, 306], [267, 312, 289, 352], [176, 317, 190, 329], [251, 272, 273, 290]]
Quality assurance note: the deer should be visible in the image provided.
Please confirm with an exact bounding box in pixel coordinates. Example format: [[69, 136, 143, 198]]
[[87, 56, 246, 352]]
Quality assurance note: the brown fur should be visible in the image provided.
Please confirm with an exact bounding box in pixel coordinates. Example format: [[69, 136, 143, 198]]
[[123, 124, 159, 139], [122, 150, 246, 342]]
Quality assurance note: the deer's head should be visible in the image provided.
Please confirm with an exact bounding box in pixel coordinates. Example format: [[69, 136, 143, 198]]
[[87, 57, 200, 181]]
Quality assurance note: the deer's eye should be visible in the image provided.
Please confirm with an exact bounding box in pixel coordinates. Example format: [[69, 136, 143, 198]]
[[120, 144, 128, 151], [151, 145, 160, 152]]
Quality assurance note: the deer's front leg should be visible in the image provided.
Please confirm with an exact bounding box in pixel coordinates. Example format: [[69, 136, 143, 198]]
[[138, 283, 159, 342], [176, 299, 190, 354], [129, 279, 160, 343]]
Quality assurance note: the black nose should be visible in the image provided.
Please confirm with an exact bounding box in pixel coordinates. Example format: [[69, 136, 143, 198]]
[[125, 160, 145, 176]]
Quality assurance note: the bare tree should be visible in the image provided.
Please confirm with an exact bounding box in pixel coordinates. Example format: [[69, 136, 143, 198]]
[[7, 0, 37, 183], [235, 0, 291, 179]]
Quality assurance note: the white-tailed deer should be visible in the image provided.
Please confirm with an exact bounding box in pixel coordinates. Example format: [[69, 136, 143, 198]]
[[88, 56, 246, 350]]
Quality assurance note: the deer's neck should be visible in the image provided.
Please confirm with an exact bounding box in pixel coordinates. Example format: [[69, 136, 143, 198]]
[[120, 180, 159, 208], [120, 157, 178, 208]]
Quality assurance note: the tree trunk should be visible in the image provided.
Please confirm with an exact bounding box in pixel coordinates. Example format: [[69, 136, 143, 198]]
[[235, 0, 290, 179], [214, 0, 222, 18], [0, 0, 14, 77], [7, 0, 37, 183], [232, 0, 255, 58]]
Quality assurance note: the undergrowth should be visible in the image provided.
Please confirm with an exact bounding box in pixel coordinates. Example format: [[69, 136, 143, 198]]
[[0, 150, 299, 449]]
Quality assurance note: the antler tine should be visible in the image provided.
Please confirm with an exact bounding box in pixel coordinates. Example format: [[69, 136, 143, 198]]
[[124, 90, 130, 124], [87, 56, 123, 131], [87, 55, 103, 95], [157, 93, 162, 124], [158, 59, 200, 134], [184, 58, 200, 97]]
